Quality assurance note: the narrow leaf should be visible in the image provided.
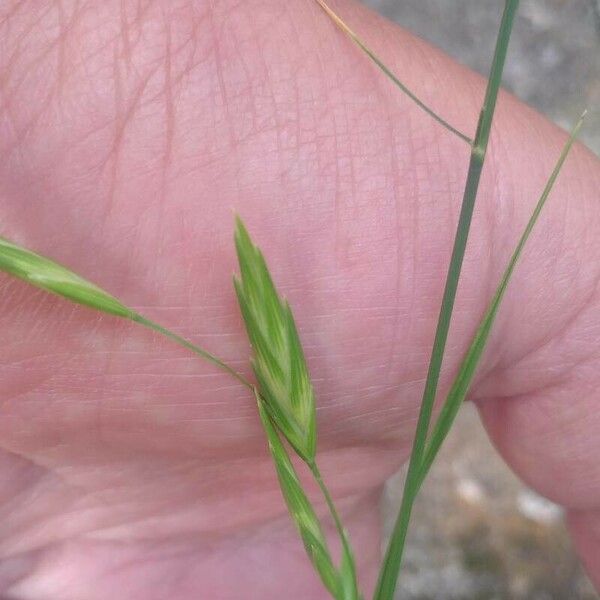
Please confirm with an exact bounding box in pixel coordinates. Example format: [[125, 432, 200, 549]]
[[313, 0, 472, 146], [418, 112, 586, 485]]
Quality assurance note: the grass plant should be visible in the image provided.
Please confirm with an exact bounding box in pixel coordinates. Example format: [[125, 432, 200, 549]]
[[373, 2, 521, 597], [0, 1, 587, 598]]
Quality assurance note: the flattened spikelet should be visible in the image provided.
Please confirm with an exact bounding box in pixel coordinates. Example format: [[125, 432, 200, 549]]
[[257, 398, 341, 597], [0, 237, 133, 318], [234, 217, 316, 462]]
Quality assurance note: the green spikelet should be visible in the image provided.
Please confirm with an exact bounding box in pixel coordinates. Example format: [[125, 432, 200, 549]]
[[234, 217, 316, 462], [0, 237, 133, 318], [257, 397, 341, 596]]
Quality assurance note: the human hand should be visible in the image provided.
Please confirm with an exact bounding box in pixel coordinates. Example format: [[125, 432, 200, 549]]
[[1, 1, 599, 598]]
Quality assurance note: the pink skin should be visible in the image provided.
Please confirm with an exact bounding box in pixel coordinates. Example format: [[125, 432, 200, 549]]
[[0, 0, 599, 597]]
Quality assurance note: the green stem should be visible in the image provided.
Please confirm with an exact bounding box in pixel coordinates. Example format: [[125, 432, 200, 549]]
[[416, 112, 585, 491], [131, 314, 252, 390], [310, 462, 351, 557], [310, 461, 360, 600], [314, 0, 473, 146], [373, 2, 520, 599]]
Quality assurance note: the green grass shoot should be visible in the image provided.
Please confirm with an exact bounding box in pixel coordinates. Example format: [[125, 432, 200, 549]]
[[374, 109, 584, 600], [417, 112, 586, 489], [374, 2, 522, 598]]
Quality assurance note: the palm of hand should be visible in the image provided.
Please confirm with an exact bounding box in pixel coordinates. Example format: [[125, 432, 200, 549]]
[[1, 2, 600, 598]]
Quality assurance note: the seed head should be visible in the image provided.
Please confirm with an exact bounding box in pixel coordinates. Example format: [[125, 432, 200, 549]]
[[234, 217, 316, 462]]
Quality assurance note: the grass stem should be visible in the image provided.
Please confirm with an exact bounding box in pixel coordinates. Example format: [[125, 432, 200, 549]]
[[416, 112, 585, 490], [313, 0, 473, 146], [132, 314, 252, 389], [310, 461, 361, 600], [373, 2, 520, 599]]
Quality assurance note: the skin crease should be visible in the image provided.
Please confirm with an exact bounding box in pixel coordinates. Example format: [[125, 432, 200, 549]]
[[0, 0, 599, 597]]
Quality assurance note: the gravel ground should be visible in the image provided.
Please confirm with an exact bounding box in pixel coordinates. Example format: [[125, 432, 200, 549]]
[[357, 1, 600, 598], [383, 406, 597, 599]]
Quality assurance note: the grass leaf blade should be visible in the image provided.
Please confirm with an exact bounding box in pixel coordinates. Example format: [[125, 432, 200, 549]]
[[418, 112, 586, 485], [313, 0, 472, 146]]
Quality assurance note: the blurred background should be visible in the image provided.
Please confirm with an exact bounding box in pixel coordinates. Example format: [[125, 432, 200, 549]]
[[358, 1, 600, 598]]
